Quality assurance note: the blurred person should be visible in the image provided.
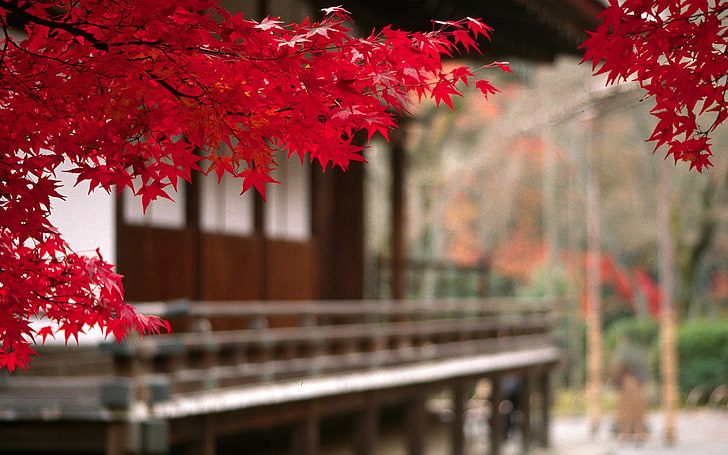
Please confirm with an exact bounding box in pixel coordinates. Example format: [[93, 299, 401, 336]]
[[500, 375, 523, 440], [610, 332, 649, 442]]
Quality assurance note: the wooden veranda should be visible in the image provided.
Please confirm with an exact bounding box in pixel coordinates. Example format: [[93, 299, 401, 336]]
[[0, 297, 561, 455]]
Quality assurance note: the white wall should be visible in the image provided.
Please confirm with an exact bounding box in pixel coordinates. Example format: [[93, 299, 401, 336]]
[[200, 171, 254, 235], [265, 157, 311, 241], [48, 166, 116, 263], [123, 179, 186, 230]]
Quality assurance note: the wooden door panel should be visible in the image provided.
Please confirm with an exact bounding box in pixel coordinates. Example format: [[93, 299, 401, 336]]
[[200, 233, 265, 301], [117, 226, 196, 302]]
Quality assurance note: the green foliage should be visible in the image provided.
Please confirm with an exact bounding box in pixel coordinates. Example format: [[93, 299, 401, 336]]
[[604, 317, 658, 385], [517, 263, 574, 298], [553, 315, 586, 388], [604, 317, 659, 352], [677, 319, 728, 394], [602, 317, 728, 396]]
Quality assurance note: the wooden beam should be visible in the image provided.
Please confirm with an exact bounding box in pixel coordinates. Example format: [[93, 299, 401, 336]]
[[143, 348, 559, 420], [0, 421, 110, 453]]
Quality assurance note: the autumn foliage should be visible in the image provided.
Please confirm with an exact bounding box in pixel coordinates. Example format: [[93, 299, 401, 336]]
[[0, 0, 504, 370], [582, 0, 728, 171]]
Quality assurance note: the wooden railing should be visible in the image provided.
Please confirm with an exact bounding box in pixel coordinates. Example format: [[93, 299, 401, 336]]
[[0, 298, 562, 455], [2, 298, 557, 417]]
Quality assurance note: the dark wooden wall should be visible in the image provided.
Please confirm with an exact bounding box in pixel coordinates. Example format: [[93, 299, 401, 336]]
[[313, 162, 365, 300], [117, 226, 198, 302], [117, 165, 364, 302]]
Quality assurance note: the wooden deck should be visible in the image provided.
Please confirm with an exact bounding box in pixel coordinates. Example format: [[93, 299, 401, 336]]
[[0, 298, 561, 455]]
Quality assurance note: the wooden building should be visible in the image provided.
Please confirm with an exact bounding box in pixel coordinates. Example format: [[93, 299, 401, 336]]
[[0, 3, 605, 454], [116, 0, 604, 303]]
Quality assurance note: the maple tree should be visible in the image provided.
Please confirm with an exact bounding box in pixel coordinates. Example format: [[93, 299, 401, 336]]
[[0, 0, 506, 370], [582, 0, 728, 171]]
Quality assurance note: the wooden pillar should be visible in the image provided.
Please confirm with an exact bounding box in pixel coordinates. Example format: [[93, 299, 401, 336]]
[[200, 416, 217, 455], [355, 402, 379, 455], [313, 159, 365, 300], [256, 0, 268, 18], [105, 423, 127, 455], [450, 383, 467, 455], [489, 376, 503, 455], [184, 415, 216, 455], [519, 373, 532, 454], [390, 124, 407, 300], [184, 168, 202, 301], [141, 419, 170, 455], [537, 370, 552, 448], [406, 389, 427, 455], [291, 405, 319, 455]]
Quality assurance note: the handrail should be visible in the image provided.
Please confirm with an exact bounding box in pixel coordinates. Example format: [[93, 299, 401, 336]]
[[98, 298, 556, 404], [135, 297, 555, 318]]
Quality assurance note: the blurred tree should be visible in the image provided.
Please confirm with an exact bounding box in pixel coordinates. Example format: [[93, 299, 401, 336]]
[[582, 1, 727, 171]]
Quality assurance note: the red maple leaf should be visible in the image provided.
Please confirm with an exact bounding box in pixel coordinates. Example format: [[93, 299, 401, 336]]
[[581, 1, 728, 169], [0, 1, 503, 370]]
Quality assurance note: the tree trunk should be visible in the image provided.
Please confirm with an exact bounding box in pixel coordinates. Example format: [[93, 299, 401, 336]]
[[585, 114, 603, 436], [658, 161, 679, 445]]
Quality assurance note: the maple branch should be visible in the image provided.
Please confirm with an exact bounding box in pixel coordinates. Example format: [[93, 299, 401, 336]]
[[0, 1, 102, 47], [143, 69, 199, 100], [0, 44, 49, 106], [32, 292, 87, 306], [623, 5, 728, 37], [0, 23, 9, 66], [3, 31, 88, 69], [0, 1, 160, 48], [1, 2, 201, 103], [703, 100, 728, 137]]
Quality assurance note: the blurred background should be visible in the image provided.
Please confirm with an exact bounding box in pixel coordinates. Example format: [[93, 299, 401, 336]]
[[365, 54, 728, 406]]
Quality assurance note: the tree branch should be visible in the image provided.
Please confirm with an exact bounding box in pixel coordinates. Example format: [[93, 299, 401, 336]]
[[0, 1, 106, 49]]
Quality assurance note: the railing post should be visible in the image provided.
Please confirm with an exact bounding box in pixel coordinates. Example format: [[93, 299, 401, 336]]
[[406, 388, 427, 455], [140, 419, 170, 454], [100, 340, 144, 455], [537, 369, 552, 448], [520, 372, 532, 454], [105, 422, 127, 455], [450, 382, 467, 455], [290, 403, 320, 455], [489, 375, 503, 455], [354, 394, 379, 455], [183, 415, 216, 455]]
